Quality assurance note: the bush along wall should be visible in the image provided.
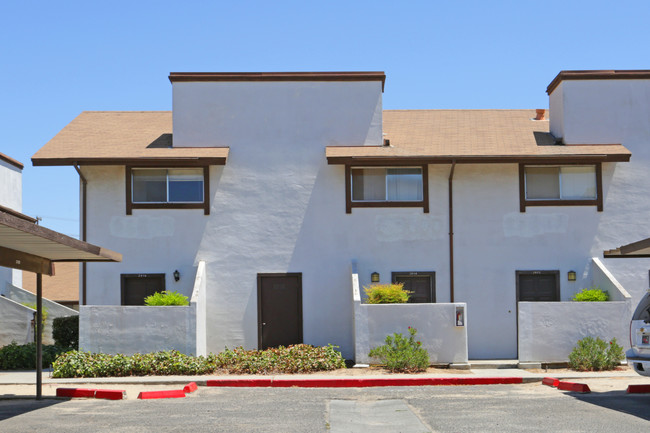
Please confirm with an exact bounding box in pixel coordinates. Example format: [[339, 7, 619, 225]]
[[53, 315, 79, 349], [0, 342, 64, 370], [51, 344, 347, 378]]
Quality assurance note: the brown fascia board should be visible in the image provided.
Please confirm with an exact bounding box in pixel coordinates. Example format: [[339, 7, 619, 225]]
[[547, 70, 650, 95], [0, 204, 37, 223], [326, 153, 631, 165], [0, 152, 24, 170], [169, 71, 387, 91], [32, 156, 228, 167]]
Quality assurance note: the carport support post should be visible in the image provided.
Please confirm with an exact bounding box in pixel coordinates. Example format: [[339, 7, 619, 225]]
[[36, 272, 42, 400]]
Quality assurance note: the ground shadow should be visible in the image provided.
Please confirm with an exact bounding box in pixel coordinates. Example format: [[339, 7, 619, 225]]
[[0, 398, 66, 421], [570, 390, 650, 421]]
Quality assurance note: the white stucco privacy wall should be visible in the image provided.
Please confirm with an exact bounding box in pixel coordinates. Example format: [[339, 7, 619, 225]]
[[518, 258, 632, 362], [79, 262, 207, 355], [518, 301, 629, 362], [79, 305, 198, 355], [2, 283, 78, 345], [350, 263, 468, 364], [0, 296, 35, 346]]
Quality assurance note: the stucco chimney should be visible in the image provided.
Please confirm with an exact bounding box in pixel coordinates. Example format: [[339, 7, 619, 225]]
[[535, 109, 546, 121]]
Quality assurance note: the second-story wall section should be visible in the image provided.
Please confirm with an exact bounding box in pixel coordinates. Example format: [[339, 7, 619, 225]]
[[547, 71, 650, 303], [170, 72, 385, 149]]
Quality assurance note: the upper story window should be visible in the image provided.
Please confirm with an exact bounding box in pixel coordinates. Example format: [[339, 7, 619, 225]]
[[346, 165, 429, 213], [126, 166, 210, 215], [132, 168, 204, 203], [519, 163, 602, 212]]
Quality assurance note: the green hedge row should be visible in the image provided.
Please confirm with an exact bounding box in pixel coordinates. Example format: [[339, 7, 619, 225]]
[[52, 344, 346, 378], [0, 342, 66, 370]]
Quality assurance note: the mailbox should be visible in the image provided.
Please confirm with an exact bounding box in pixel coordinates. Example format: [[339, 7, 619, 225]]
[[455, 305, 465, 327]]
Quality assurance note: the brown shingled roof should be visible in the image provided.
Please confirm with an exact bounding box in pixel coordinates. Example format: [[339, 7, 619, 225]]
[[32, 112, 228, 166], [326, 110, 631, 164]]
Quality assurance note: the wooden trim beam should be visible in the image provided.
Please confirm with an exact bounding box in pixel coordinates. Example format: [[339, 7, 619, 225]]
[[32, 156, 228, 167], [327, 154, 631, 165], [0, 246, 54, 276]]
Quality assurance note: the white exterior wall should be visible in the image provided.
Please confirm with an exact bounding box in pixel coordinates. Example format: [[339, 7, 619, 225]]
[[0, 158, 23, 288], [549, 79, 650, 312], [82, 165, 206, 305]]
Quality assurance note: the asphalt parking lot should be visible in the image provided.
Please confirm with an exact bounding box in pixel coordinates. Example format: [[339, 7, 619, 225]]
[[1, 380, 649, 432]]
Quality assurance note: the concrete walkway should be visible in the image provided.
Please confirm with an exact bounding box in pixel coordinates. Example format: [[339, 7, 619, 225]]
[[1, 366, 647, 400]]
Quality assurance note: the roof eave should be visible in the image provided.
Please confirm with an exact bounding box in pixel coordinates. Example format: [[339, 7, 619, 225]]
[[326, 153, 631, 165], [32, 156, 228, 167]]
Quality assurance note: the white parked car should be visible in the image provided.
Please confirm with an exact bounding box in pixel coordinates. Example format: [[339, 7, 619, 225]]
[[628, 291, 650, 376]]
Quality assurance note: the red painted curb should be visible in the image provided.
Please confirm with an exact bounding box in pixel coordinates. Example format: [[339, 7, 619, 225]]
[[626, 384, 650, 394], [95, 390, 126, 400], [206, 377, 523, 388], [183, 382, 198, 393], [542, 377, 559, 387], [137, 390, 186, 400], [207, 379, 274, 387], [557, 381, 591, 393], [56, 388, 96, 398]]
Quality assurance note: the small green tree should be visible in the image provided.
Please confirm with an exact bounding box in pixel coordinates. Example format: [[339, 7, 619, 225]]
[[368, 327, 429, 372]]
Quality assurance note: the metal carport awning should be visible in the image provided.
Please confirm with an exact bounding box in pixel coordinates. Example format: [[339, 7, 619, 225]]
[[0, 206, 121, 399]]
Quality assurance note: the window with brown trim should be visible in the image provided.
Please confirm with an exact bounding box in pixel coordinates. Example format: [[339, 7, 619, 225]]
[[126, 166, 210, 215], [519, 162, 602, 212], [345, 165, 429, 213]]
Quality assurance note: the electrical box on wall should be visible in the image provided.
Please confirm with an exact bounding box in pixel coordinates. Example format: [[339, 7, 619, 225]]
[[455, 305, 465, 327]]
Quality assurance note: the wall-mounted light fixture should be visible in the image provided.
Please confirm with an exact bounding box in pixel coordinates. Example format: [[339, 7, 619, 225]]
[[567, 270, 576, 282], [371, 272, 380, 283], [173, 270, 180, 282]]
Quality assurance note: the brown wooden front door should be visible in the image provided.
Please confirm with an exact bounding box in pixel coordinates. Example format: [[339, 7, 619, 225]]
[[257, 273, 303, 350], [392, 272, 435, 303]]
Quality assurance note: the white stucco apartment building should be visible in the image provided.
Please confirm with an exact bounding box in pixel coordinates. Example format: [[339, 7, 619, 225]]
[[31, 70, 650, 361]]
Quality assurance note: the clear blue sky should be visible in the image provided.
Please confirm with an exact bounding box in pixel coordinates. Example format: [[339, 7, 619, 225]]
[[2, 0, 649, 238]]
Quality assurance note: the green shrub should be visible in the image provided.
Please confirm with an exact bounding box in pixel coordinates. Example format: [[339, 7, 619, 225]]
[[212, 344, 346, 374], [572, 286, 609, 302], [144, 291, 189, 306], [52, 350, 215, 378], [568, 337, 624, 371], [368, 327, 429, 372], [51, 345, 346, 378], [364, 283, 410, 304], [0, 342, 64, 369], [53, 316, 79, 349]]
